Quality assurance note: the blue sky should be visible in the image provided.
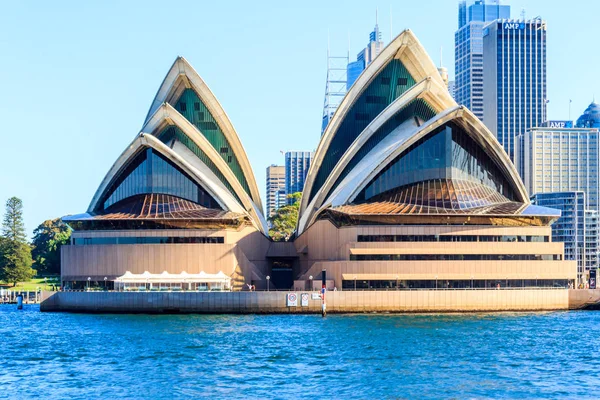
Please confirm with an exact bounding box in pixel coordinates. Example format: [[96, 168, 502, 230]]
[[0, 0, 598, 236]]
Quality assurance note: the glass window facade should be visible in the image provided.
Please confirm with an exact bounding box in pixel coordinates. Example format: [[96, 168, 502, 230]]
[[358, 234, 549, 243], [172, 88, 252, 199], [285, 151, 313, 197], [72, 236, 224, 245], [350, 254, 562, 261], [359, 122, 516, 202], [324, 99, 437, 203], [341, 279, 567, 290], [156, 125, 243, 206], [100, 148, 219, 211], [311, 59, 417, 203], [531, 191, 598, 283]]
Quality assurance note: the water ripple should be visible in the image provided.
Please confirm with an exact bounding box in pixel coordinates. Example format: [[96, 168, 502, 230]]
[[1, 306, 600, 398]]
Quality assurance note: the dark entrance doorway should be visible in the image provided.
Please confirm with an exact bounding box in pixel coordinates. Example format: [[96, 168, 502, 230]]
[[268, 258, 296, 290]]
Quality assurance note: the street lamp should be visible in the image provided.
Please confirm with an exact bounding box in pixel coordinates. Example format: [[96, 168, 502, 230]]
[[87, 277, 91, 291], [104, 277, 107, 291], [309, 275, 313, 291], [266, 275, 270, 291]]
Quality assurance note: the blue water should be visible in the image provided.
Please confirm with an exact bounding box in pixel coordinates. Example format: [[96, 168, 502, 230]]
[[1, 305, 599, 399]]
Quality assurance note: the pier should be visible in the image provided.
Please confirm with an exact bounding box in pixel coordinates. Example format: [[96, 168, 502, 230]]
[[1, 290, 42, 305]]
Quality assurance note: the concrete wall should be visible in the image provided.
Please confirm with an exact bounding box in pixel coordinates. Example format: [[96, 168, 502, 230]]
[[569, 289, 600, 309], [41, 289, 571, 313]]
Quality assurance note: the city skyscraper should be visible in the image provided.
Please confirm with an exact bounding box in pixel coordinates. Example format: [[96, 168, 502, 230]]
[[482, 18, 547, 162], [531, 191, 598, 284], [455, 0, 510, 120], [285, 151, 313, 202], [266, 165, 286, 218], [347, 20, 384, 89], [517, 123, 600, 212]]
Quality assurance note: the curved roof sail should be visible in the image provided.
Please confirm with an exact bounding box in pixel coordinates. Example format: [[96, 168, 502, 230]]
[[296, 30, 532, 235], [145, 56, 263, 211], [300, 30, 447, 219]]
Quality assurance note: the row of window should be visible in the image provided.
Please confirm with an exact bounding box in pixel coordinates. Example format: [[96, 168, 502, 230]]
[[73, 237, 225, 245], [341, 279, 568, 290], [350, 254, 562, 261], [357, 234, 550, 243]]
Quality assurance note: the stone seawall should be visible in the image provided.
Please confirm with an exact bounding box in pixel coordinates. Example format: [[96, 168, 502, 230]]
[[41, 289, 576, 313]]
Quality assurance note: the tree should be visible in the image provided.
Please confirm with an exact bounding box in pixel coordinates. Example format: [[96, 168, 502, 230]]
[[0, 197, 34, 286], [32, 218, 71, 275], [268, 192, 302, 241]]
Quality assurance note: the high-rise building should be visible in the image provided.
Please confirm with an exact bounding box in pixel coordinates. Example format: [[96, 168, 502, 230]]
[[454, 0, 510, 120], [285, 151, 314, 201], [531, 191, 598, 284], [266, 165, 285, 218], [483, 18, 547, 162], [347, 21, 384, 89], [517, 123, 600, 212], [448, 80, 456, 100]]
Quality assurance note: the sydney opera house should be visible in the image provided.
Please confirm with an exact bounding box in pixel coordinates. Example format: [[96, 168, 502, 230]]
[[61, 30, 576, 293]]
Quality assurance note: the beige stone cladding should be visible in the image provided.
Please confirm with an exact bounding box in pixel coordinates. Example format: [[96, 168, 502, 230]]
[[41, 289, 572, 313], [295, 220, 577, 288], [62, 226, 271, 289]]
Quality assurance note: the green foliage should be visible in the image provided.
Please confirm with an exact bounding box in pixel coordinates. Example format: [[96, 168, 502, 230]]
[[32, 218, 71, 275], [268, 192, 302, 241], [0, 197, 34, 286]]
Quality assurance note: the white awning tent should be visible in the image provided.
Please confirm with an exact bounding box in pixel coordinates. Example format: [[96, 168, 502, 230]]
[[116, 271, 231, 285]]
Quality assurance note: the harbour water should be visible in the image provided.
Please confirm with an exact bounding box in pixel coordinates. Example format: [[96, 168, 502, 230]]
[[1, 305, 599, 398]]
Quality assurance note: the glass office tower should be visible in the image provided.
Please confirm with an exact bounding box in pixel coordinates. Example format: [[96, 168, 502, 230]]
[[482, 18, 547, 162], [531, 192, 598, 284], [454, 0, 510, 119], [285, 151, 314, 201]]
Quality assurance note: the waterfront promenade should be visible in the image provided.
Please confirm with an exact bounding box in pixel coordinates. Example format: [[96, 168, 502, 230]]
[[40, 288, 600, 313]]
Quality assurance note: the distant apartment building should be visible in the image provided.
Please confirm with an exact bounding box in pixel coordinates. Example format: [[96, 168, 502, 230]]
[[285, 151, 313, 202], [517, 121, 600, 212], [266, 165, 286, 218], [483, 18, 547, 162], [455, 0, 510, 120], [532, 191, 598, 284]]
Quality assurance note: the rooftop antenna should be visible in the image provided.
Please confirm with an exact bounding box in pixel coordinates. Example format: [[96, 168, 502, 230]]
[[569, 99, 572, 122], [520, 8, 526, 20], [347, 30, 350, 59]]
